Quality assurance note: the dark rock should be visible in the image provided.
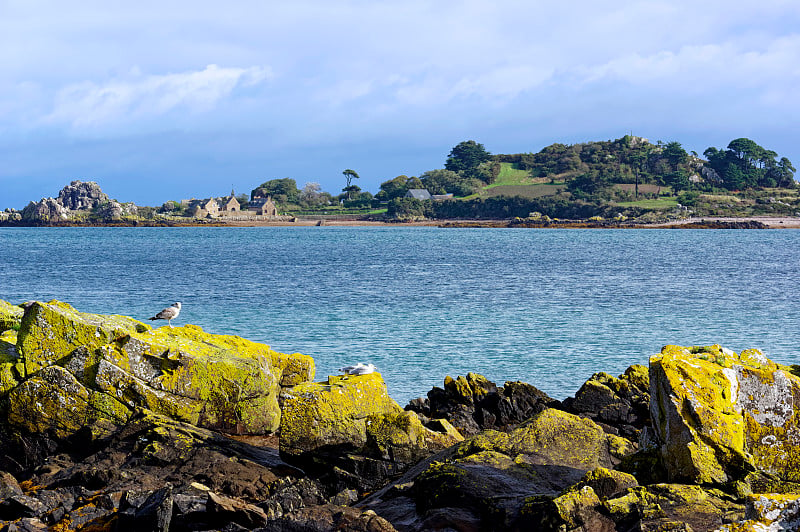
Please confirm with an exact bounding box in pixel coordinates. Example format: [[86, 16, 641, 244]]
[[561, 364, 650, 440], [0, 495, 46, 520], [0, 517, 48, 532], [116, 486, 173, 532], [0, 473, 22, 500], [206, 491, 268, 529], [330, 488, 358, 506], [405, 372, 558, 436], [259, 504, 397, 532]]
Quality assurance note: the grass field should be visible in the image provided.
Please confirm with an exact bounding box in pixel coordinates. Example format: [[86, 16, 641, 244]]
[[488, 163, 533, 187]]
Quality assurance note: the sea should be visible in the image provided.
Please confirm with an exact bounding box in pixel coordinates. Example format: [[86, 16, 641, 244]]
[[1, 226, 798, 405]]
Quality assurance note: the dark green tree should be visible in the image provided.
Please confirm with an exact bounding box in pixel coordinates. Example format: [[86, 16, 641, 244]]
[[251, 178, 299, 203], [342, 169, 361, 199], [445, 140, 492, 181]]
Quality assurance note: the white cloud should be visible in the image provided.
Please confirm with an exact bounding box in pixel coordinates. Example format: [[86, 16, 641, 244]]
[[45, 64, 271, 129]]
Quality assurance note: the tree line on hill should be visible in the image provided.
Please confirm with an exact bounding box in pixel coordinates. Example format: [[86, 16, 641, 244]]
[[246, 135, 795, 219]]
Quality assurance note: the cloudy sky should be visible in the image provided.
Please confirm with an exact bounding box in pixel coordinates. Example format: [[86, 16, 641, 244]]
[[1, 0, 799, 209]]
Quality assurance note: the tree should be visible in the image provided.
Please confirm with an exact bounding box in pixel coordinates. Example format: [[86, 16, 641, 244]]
[[299, 182, 327, 207], [663, 141, 688, 169], [445, 141, 492, 181], [251, 178, 299, 203], [342, 169, 360, 199]]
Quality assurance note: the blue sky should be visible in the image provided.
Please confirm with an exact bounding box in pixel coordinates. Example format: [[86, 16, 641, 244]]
[[1, 0, 799, 209]]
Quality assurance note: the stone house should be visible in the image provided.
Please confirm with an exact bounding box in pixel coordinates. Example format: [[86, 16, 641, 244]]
[[249, 196, 278, 216], [187, 191, 241, 218], [188, 198, 220, 218]]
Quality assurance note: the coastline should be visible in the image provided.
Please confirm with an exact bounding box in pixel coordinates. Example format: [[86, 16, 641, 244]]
[[2, 215, 800, 228]]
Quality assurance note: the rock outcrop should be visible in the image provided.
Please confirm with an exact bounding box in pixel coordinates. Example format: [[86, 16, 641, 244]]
[[20, 198, 69, 223], [280, 373, 463, 492], [10, 300, 314, 438], [56, 180, 109, 211], [405, 372, 559, 436], [562, 364, 650, 440], [649, 344, 800, 487], [94, 200, 138, 221], [1, 305, 799, 531]]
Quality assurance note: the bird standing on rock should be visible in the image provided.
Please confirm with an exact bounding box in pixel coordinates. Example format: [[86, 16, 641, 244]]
[[149, 302, 181, 328]]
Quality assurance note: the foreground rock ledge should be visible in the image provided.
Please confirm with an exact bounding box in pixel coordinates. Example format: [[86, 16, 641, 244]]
[[0, 299, 798, 531]]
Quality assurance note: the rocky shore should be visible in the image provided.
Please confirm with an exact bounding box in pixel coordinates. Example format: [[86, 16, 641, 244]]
[[0, 300, 799, 530]]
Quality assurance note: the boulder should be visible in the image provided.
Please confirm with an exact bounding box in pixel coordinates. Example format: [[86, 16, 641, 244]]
[[11, 301, 314, 436], [20, 198, 69, 223], [56, 180, 109, 211], [94, 201, 138, 221], [16, 301, 148, 376], [650, 345, 800, 486], [363, 408, 623, 529], [7, 366, 131, 440], [280, 373, 462, 491], [0, 300, 23, 333], [89, 324, 314, 434], [716, 494, 800, 531], [406, 372, 558, 436], [603, 483, 745, 531], [562, 364, 650, 439], [0, 331, 22, 397]]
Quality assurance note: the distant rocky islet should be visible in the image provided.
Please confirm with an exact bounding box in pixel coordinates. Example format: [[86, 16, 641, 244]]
[[0, 300, 798, 530]]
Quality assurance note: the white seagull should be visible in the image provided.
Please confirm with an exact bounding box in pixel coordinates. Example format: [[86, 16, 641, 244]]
[[149, 302, 181, 328], [339, 363, 377, 375]]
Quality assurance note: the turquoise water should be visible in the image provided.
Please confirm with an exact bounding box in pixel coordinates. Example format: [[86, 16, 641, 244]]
[[1, 227, 799, 404]]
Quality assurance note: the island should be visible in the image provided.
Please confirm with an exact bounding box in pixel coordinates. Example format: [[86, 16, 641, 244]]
[[1, 136, 798, 229]]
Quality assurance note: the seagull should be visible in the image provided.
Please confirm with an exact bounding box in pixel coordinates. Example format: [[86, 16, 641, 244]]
[[149, 302, 181, 328], [339, 363, 377, 375]]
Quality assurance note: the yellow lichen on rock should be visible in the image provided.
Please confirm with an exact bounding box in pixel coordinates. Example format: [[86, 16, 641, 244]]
[[650, 344, 800, 486], [280, 372, 404, 455], [7, 365, 131, 440], [7, 300, 314, 436], [17, 300, 149, 376], [0, 300, 23, 333]]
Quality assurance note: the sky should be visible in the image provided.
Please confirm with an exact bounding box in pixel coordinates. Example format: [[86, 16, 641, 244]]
[[1, 0, 799, 209]]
